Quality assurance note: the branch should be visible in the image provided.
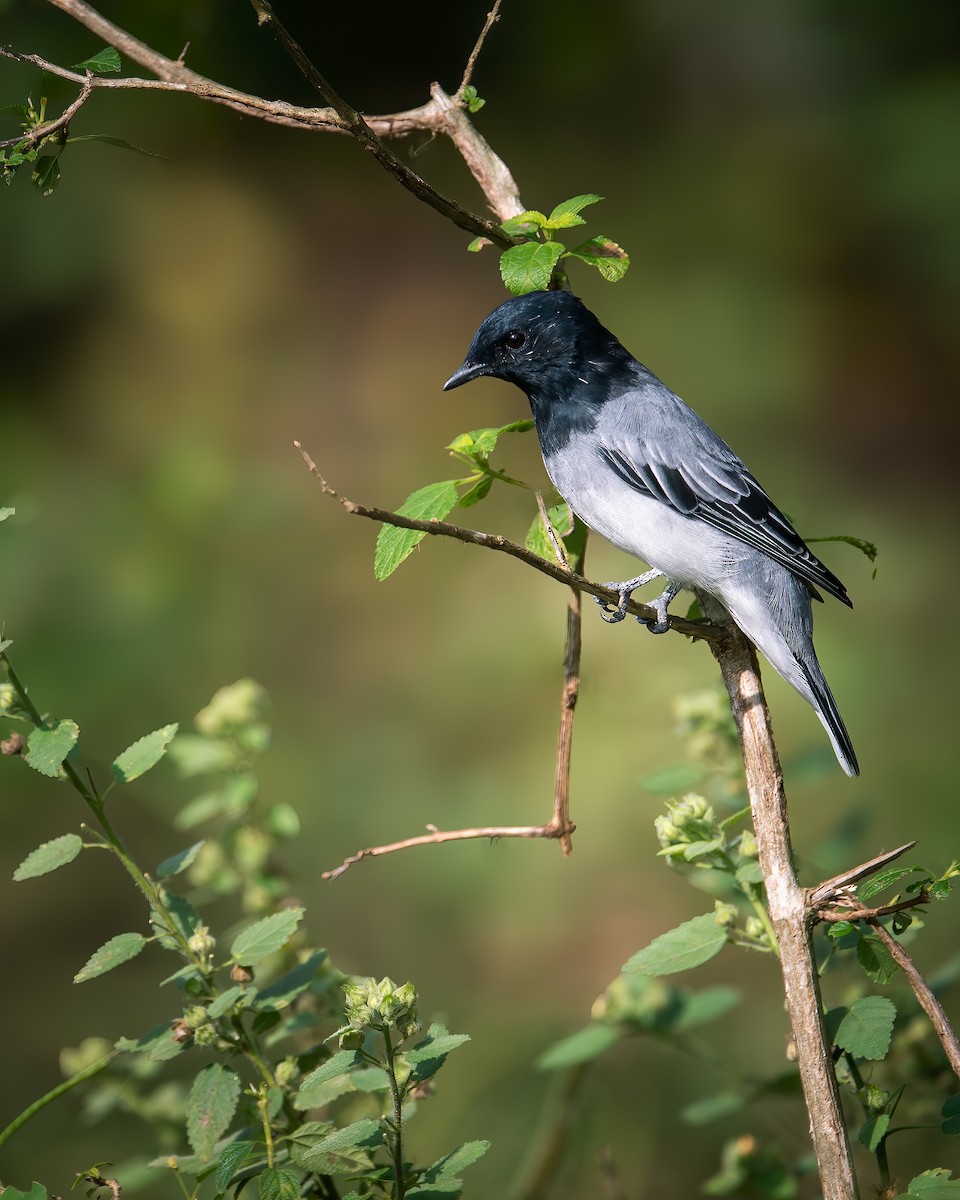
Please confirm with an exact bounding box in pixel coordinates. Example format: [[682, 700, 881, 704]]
[[0, 70, 91, 148], [458, 0, 504, 95], [293, 442, 717, 642], [30, 0, 524, 231], [866, 918, 960, 1081], [709, 624, 859, 1200], [808, 841, 917, 910]]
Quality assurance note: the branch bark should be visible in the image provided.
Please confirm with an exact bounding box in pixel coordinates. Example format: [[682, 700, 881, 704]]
[[709, 623, 860, 1200]]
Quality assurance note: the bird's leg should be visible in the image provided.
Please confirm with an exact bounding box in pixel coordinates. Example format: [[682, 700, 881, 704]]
[[595, 569, 663, 624], [639, 580, 683, 634]]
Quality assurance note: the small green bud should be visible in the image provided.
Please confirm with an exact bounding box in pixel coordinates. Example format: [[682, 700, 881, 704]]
[[744, 915, 767, 940], [183, 1005, 209, 1030], [194, 1023, 219, 1047], [715, 901, 739, 928], [863, 1084, 891, 1113], [275, 1057, 299, 1088], [655, 794, 718, 854], [195, 678, 267, 736], [187, 925, 216, 957], [739, 830, 758, 859]]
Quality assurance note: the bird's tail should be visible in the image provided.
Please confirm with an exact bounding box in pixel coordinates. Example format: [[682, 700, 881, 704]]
[[799, 660, 859, 777]]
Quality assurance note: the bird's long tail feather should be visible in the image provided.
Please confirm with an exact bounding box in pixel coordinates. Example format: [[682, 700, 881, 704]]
[[799, 661, 859, 777]]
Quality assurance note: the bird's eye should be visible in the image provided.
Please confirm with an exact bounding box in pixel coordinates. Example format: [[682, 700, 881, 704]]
[[503, 330, 526, 350]]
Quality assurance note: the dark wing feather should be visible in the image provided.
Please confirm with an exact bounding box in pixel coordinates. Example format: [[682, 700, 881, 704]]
[[599, 410, 852, 607]]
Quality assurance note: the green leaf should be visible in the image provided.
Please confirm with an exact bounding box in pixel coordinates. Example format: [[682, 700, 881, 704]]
[[564, 235, 630, 282], [0, 506, 15, 521], [259, 1167, 300, 1200], [67, 133, 166, 159], [112, 723, 178, 783], [186, 1064, 241, 1160], [25, 719, 79, 777], [896, 1168, 960, 1197], [500, 210, 548, 237], [682, 1092, 745, 1125], [156, 839, 205, 878], [941, 1093, 960, 1136], [0, 1186, 48, 1200], [374, 481, 460, 580], [206, 985, 253, 1019], [466, 236, 488, 252], [856, 935, 899, 985], [447, 418, 534, 460], [74, 932, 147, 982], [71, 47, 122, 74], [858, 1113, 890, 1152], [13, 832, 83, 880], [525, 501, 576, 563], [460, 84, 485, 113], [419, 1140, 491, 1184], [545, 193, 603, 229], [827, 920, 856, 940], [214, 1140, 259, 1192], [858, 866, 922, 902], [673, 986, 741, 1030], [298, 1119, 383, 1172], [297, 1049, 364, 1095], [230, 906, 304, 966], [406, 1028, 471, 1063], [457, 476, 493, 508], [623, 912, 728, 976], [537, 1022, 619, 1069], [31, 152, 62, 197], [255, 949, 328, 1010], [833, 995, 896, 1060], [499, 241, 565, 295]]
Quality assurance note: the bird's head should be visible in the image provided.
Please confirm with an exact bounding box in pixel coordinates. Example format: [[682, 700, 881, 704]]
[[443, 289, 626, 401]]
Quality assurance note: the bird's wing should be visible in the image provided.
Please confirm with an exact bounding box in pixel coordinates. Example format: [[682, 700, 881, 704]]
[[598, 389, 852, 607]]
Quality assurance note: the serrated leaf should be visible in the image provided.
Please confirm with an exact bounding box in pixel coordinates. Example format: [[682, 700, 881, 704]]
[[71, 47, 122, 74], [0, 1186, 48, 1200], [230, 906, 304, 966], [214, 1140, 258, 1192], [406, 1029, 471, 1063], [24, 719, 79, 777], [447, 418, 534, 461], [74, 932, 147, 982], [112, 723, 178, 783], [858, 1113, 890, 1152], [537, 1022, 618, 1070], [500, 210, 548, 236], [13, 832, 83, 880], [856, 935, 899, 985], [827, 920, 856, 939], [735, 861, 764, 885], [186, 1064, 241, 1160], [420, 1140, 491, 1184], [374, 481, 460, 580], [259, 1167, 300, 1200], [255, 949, 328, 1011], [564, 235, 630, 282], [298, 1049, 364, 1094], [156, 839, 205, 878], [545, 193, 603, 229], [298, 1119, 382, 1170], [897, 1168, 960, 1197], [206, 985, 251, 1019], [858, 866, 922, 903], [682, 1092, 745, 1125], [499, 241, 565, 295], [833, 995, 896, 1060], [67, 133, 166, 158], [623, 912, 728, 976]]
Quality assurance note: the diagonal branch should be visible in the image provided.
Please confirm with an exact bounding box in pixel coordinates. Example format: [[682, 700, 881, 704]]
[[293, 441, 717, 642], [0, 70, 91, 148], [458, 0, 504, 95]]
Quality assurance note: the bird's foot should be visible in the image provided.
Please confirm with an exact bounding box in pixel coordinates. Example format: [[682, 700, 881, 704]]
[[638, 581, 683, 634], [595, 569, 662, 624]]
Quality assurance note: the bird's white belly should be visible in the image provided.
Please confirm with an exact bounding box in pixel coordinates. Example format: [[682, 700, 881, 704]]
[[547, 456, 745, 595]]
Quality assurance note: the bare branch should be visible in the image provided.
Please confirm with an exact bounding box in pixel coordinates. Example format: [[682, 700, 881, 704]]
[[293, 441, 717, 642], [866, 918, 960, 1081], [458, 0, 504, 95], [808, 841, 917, 909], [710, 625, 859, 1200], [323, 819, 574, 882]]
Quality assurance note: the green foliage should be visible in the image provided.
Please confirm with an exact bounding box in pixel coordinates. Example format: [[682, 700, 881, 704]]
[[833, 996, 897, 1060], [471, 193, 630, 293], [71, 47, 122, 74], [623, 912, 729, 976], [894, 1169, 960, 1198], [0, 665, 485, 1200], [458, 84, 485, 114], [374, 420, 536, 580]]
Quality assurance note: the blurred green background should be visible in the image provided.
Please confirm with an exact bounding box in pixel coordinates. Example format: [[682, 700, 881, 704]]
[[2, 0, 959, 1195]]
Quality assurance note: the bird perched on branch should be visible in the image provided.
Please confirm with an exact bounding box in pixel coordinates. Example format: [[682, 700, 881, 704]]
[[444, 289, 858, 776]]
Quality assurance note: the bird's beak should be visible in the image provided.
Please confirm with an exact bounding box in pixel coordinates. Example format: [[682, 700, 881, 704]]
[[443, 360, 487, 391]]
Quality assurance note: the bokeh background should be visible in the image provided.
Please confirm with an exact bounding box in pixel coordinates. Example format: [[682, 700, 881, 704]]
[[2, 0, 959, 1195]]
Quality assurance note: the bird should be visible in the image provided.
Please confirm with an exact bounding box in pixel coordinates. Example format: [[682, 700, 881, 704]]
[[443, 289, 859, 776]]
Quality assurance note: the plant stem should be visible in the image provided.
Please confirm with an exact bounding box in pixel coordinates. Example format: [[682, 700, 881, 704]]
[[381, 1029, 406, 1200], [0, 1051, 114, 1146]]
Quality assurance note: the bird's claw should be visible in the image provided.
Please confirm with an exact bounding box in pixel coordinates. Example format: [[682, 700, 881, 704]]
[[595, 570, 662, 626], [637, 581, 682, 635]]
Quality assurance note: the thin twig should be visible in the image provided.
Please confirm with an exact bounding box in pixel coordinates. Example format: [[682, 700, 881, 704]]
[[0, 72, 92, 148], [322, 821, 573, 882], [866, 919, 960, 1081], [458, 0, 504, 95], [815, 892, 931, 924], [293, 442, 716, 642]]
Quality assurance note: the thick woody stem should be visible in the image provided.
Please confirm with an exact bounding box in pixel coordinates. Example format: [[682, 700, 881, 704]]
[[709, 624, 859, 1200]]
